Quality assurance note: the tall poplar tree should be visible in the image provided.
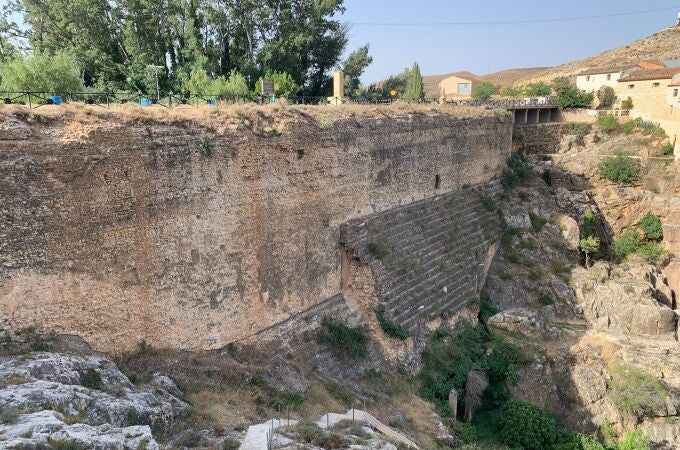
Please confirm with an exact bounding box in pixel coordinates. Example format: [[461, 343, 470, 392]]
[[404, 62, 424, 100]]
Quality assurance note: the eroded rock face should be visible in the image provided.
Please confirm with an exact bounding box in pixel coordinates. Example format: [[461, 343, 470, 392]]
[[0, 352, 188, 446], [0, 410, 159, 450], [571, 261, 679, 338]]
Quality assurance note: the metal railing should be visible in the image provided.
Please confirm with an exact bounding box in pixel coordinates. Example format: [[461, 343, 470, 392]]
[[445, 97, 558, 108]]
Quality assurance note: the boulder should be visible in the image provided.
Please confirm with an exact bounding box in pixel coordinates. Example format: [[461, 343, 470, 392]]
[[502, 205, 532, 229], [557, 214, 580, 250]]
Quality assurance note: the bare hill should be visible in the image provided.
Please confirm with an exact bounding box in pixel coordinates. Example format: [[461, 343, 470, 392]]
[[481, 67, 551, 88], [515, 26, 680, 85]]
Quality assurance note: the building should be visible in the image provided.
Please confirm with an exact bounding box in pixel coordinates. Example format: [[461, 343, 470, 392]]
[[617, 68, 680, 159], [575, 64, 646, 93], [438, 72, 484, 99]]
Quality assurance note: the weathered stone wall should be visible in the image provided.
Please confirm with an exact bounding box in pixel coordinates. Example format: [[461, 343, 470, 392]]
[[0, 110, 511, 352], [513, 123, 590, 155]]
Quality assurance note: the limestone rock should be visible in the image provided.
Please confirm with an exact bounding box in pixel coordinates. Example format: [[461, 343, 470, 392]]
[[557, 214, 580, 250], [571, 262, 678, 337], [448, 388, 458, 418], [0, 410, 159, 449], [502, 205, 531, 229]]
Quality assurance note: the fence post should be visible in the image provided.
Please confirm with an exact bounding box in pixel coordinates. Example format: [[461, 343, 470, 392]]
[[27, 93, 32, 109]]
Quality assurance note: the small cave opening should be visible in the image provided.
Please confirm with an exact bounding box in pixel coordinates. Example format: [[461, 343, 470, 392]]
[[435, 174, 441, 189]]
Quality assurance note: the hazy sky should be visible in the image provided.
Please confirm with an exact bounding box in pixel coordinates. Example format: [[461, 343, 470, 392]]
[[340, 0, 680, 83]]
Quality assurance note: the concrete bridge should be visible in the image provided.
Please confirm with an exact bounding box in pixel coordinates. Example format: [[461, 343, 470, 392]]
[[445, 97, 560, 125]]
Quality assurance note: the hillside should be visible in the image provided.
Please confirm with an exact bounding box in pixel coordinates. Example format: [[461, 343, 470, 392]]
[[515, 26, 680, 85]]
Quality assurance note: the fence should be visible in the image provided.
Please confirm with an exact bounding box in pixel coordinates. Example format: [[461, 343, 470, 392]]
[[0, 91, 404, 109], [445, 97, 558, 108]]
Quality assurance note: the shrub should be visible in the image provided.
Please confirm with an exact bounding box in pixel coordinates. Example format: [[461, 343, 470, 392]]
[[494, 399, 558, 450], [609, 364, 666, 416], [367, 238, 390, 259], [621, 96, 633, 110], [325, 381, 354, 405], [500, 86, 522, 97], [538, 292, 554, 305], [596, 114, 619, 132], [638, 214, 663, 240], [638, 120, 665, 138], [612, 229, 641, 259], [211, 70, 251, 98], [636, 242, 665, 263], [596, 86, 616, 108], [501, 151, 532, 189], [599, 150, 638, 183], [80, 368, 102, 390], [552, 432, 606, 450], [582, 210, 596, 238], [471, 82, 497, 100], [197, 133, 214, 157], [660, 142, 674, 156], [0, 51, 84, 93], [255, 71, 300, 98], [398, 257, 420, 272], [375, 309, 409, 340], [529, 212, 547, 231], [0, 407, 21, 424], [556, 86, 594, 108], [317, 318, 369, 358], [48, 439, 89, 450], [523, 82, 552, 97], [294, 420, 325, 443], [451, 421, 477, 443], [481, 195, 496, 211], [618, 429, 651, 450]]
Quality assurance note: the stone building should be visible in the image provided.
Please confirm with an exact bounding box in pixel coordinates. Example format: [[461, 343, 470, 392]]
[[575, 62, 665, 94]]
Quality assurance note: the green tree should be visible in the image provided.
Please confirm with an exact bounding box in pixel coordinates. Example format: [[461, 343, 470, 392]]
[[342, 45, 373, 97], [612, 229, 642, 258], [255, 71, 300, 97], [403, 62, 424, 101], [494, 400, 558, 450], [551, 76, 571, 93], [0, 51, 84, 92], [211, 71, 250, 98], [523, 81, 552, 97], [471, 82, 497, 100], [622, 96, 634, 109], [556, 86, 594, 108], [579, 236, 600, 268], [597, 86, 616, 108], [500, 86, 522, 97]]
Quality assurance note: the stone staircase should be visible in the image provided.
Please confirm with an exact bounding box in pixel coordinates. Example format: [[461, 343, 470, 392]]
[[341, 182, 502, 333]]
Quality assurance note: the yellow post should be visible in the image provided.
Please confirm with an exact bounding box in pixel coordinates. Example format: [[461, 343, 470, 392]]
[[328, 69, 344, 106]]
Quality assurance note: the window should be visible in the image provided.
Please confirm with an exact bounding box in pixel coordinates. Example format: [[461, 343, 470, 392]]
[[653, 82, 660, 88], [457, 83, 471, 95], [586, 76, 591, 81], [674, 89, 678, 97], [607, 74, 611, 81], [628, 84, 635, 89]]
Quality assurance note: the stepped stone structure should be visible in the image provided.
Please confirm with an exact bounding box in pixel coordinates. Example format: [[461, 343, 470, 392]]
[[0, 110, 511, 351]]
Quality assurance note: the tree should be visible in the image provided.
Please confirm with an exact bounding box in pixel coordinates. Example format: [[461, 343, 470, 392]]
[[597, 86, 616, 108], [556, 86, 595, 108], [342, 45, 373, 97], [523, 81, 552, 97], [0, 51, 83, 92], [255, 71, 300, 97], [403, 62, 424, 101], [494, 400, 558, 450], [471, 82, 497, 100], [551, 76, 571, 93], [622, 96, 634, 109], [579, 236, 600, 268], [500, 86, 522, 97]]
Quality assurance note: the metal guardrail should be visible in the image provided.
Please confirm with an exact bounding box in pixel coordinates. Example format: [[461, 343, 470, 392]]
[[445, 97, 558, 108]]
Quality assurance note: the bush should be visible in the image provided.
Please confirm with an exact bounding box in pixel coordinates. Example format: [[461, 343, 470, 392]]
[[636, 242, 665, 263], [367, 238, 390, 259], [660, 142, 674, 156], [618, 429, 651, 450], [317, 318, 369, 358], [609, 364, 666, 417], [556, 86, 594, 108], [222, 437, 240, 450], [529, 212, 547, 231], [255, 71, 300, 98], [80, 368, 102, 390], [582, 210, 596, 238], [596, 86, 616, 108], [211, 70, 250, 98], [197, 133, 214, 156], [501, 151, 532, 189], [48, 439, 89, 450], [375, 309, 409, 340], [325, 381, 354, 405], [494, 399, 558, 450], [471, 82, 497, 100], [612, 229, 641, 258], [294, 420, 325, 443], [621, 96, 633, 110], [638, 214, 662, 240], [500, 86, 522, 97], [599, 150, 638, 183], [481, 195, 496, 211], [0, 51, 84, 93], [596, 114, 619, 132], [523, 82, 552, 97], [638, 120, 665, 138]]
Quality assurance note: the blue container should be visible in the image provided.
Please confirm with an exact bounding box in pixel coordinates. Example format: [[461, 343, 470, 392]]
[[207, 98, 217, 106], [140, 98, 152, 107], [48, 96, 62, 105]]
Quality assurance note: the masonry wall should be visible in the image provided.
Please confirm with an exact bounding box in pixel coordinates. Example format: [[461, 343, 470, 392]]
[[0, 110, 512, 352]]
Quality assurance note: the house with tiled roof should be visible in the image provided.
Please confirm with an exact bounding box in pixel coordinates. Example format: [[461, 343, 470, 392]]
[[576, 64, 643, 93]]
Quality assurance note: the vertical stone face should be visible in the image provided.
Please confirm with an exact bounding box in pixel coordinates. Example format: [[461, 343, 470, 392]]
[[0, 112, 512, 351]]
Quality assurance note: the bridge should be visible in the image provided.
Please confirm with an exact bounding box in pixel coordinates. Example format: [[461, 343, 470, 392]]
[[445, 97, 561, 125]]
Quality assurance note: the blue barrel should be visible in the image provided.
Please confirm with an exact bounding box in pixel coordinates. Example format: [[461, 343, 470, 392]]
[[207, 98, 217, 106], [48, 96, 62, 105], [140, 98, 152, 107]]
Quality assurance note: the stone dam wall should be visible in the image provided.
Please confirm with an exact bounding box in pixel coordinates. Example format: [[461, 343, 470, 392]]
[[0, 110, 512, 352]]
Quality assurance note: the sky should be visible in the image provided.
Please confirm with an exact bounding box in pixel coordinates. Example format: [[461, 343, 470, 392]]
[[339, 0, 680, 83]]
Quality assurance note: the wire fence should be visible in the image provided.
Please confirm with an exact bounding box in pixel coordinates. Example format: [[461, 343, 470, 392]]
[[0, 91, 417, 109]]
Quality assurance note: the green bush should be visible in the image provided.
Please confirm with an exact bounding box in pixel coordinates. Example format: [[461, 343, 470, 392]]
[[523, 82, 552, 97], [638, 214, 663, 240], [494, 399, 558, 450], [638, 120, 665, 138], [375, 309, 409, 340], [367, 238, 390, 259], [197, 133, 214, 157], [660, 142, 674, 156], [596, 86, 616, 108], [294, 420, 325, 443], [621, 96, 633, 110], [481, 195, 497, 211], [596, 114, 619, 132], [618, 429, 651, 450], [609, 364, 666, 417], [0, 407, 21, 424], [450, 421, 477, 443], [612, 229, 641, 258], [529, 212, 547, 231], [556, 86, 594, 109], [538, 291, 554, 305], [599, 150, 638, 183], [317, 318, 369, 358], [80, 368, 102, 390], [552, 432, 606, 450], [500, 87, 522, 97], [501, 151, 532, 189], [48, 439, 89, 450], [582, 210, 596, 238], [471, 82, 497, 100], [325, 381, 354, 405], [636, 242, 665, 263], [255, 71, 300, 98], [221, 438, 241, 450]]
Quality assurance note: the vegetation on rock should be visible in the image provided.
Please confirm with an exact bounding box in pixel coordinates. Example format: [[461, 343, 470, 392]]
[[317, 318, 369, 358], [494, 399, 558, 450], [609, 364, 666, 417], [375, 309, 409, 340], [579, 236, 600, 268], [599, 150, 638, 183]]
